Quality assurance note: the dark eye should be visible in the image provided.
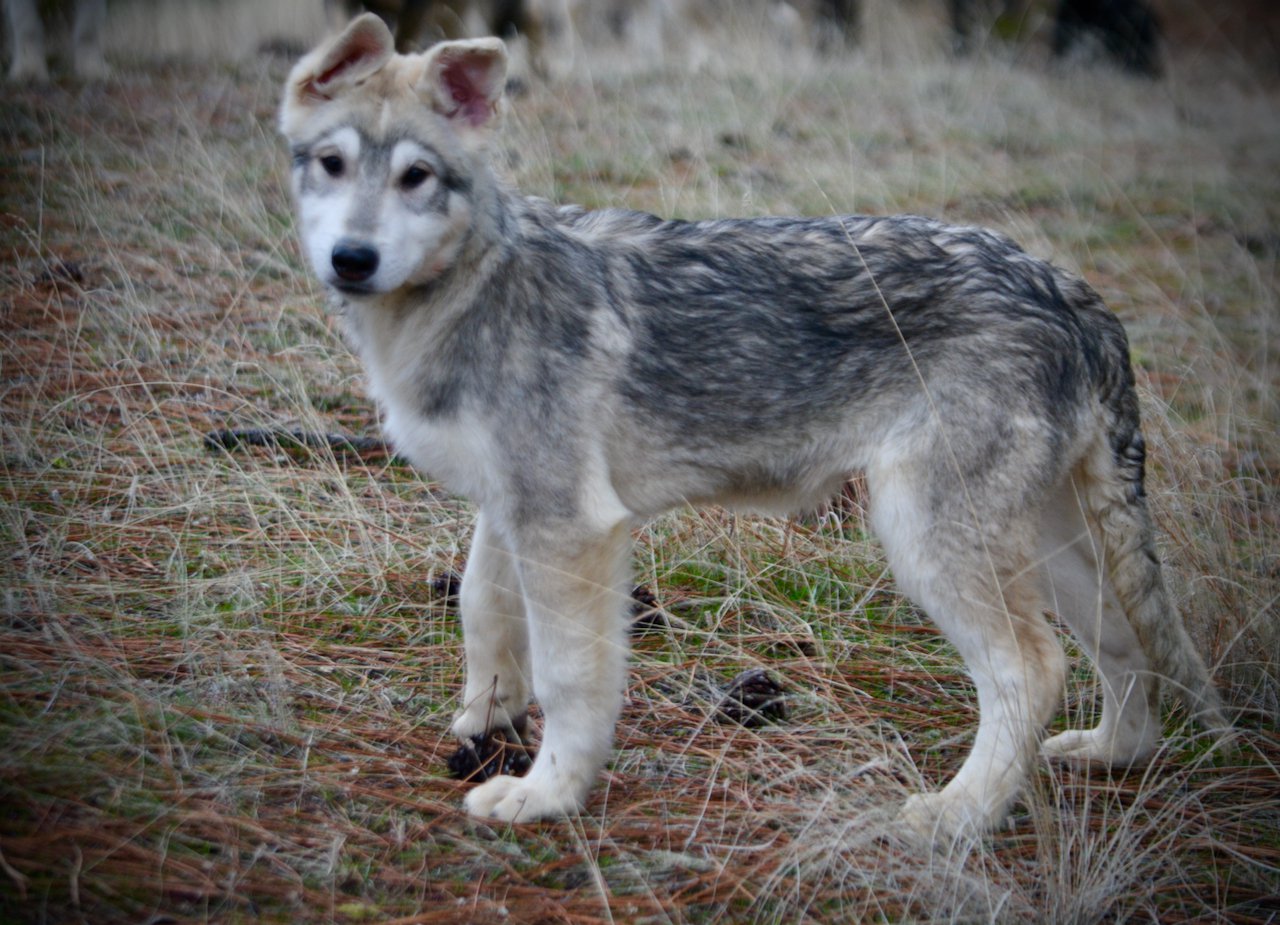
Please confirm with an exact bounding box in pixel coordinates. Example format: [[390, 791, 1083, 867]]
[[401, 164, 432, 190], [319, 154, 344, 177]]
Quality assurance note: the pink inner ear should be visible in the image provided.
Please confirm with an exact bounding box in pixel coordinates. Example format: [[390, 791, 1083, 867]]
[[440, 55, 498, 128], [316, 30, 387, 91]]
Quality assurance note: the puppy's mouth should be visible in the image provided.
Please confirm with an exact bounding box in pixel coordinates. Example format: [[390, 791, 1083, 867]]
[[331, 279, 377, 296], [326, 270, 392, 296]]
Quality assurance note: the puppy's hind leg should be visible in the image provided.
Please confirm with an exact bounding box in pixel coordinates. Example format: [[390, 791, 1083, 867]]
[[1038, 480, 1160, 767], [452, 512, 532, 744], [871, 464, 1066, 836], [464, 519, 633, 823]]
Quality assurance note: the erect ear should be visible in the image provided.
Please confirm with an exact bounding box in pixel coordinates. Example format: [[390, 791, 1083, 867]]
[[285, 13, 393, 109], [419, 38, 508, 134]]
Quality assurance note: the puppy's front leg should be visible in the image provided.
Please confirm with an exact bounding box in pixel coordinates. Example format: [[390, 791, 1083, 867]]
[[463, 521, 632, 822], [452, 513, 531, 743]]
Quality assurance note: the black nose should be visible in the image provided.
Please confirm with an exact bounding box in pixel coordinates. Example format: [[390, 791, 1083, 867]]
[[331, 241, 379, 283]]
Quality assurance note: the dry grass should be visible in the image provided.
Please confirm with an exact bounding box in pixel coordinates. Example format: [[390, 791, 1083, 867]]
[[2, 2, 1277, 922]]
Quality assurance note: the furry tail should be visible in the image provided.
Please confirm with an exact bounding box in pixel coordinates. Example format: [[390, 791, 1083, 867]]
[[1083, 313, 1229, 734]]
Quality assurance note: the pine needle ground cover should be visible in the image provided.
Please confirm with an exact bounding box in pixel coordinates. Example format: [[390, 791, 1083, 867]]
[[2, 3, 1277, 922]]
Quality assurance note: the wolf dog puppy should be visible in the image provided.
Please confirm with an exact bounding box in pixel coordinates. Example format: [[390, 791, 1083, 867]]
[[280, 15, 1227, 833]]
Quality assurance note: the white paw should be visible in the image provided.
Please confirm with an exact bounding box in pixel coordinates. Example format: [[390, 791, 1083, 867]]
[[896, 791, 998, 840], [1042, 728, 1156, 768], [463, 773, 583, 822]]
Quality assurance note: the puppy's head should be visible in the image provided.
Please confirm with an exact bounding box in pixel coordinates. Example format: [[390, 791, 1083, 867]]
[[280, 14, 508, 295]]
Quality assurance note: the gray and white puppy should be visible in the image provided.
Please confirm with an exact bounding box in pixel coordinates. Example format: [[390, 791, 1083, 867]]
[[279, 14, 1227, 833]]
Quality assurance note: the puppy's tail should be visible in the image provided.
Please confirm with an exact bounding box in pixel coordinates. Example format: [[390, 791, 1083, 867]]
[[1080, 305, 1229, 735]]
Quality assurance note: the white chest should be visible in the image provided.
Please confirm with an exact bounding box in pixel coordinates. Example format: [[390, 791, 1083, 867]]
[[375, 379, 500, 505], [352, 306, 501, 506]]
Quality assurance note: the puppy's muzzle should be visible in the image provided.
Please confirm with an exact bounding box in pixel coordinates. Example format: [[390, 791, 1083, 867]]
[[331, 240, 380, 284]]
